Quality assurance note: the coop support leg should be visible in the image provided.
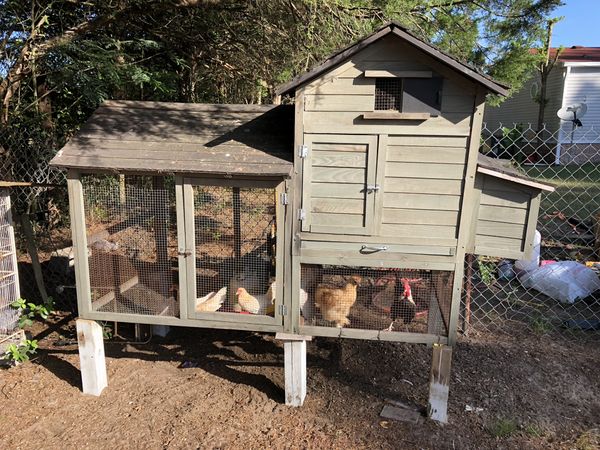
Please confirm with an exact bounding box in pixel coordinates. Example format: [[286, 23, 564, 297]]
[[277, 333, 311, 407], [428, 343, 452, 423], [76, 319, 108, 396]]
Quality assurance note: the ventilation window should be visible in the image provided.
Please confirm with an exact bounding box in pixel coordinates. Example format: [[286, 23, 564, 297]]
[[375, 78, 403, 111], [373, 77, 443, 115]]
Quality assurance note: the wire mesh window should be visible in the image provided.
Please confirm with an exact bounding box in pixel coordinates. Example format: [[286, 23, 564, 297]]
[[82, 175, 179, 317], [193, 186, 276, 317], [300, 264, 453, 336], [0, 189, 20, 334], [375, 78, 403, 111]]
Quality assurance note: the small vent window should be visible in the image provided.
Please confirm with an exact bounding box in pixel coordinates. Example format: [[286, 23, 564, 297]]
[[375, 78, 403, 110]]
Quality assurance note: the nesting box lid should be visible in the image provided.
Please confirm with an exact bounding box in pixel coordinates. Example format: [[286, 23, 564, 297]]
[[50, 101, 294, 177]]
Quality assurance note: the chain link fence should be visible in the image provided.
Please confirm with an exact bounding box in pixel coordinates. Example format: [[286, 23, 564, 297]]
[[462, 122, 600, 340], [1, 119, 599, 340]]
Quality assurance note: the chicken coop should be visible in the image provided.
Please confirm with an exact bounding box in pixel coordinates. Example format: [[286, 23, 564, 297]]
[[51, 22, 553, 421]]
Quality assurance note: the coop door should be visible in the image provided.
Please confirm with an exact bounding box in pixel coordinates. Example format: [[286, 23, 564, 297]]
[[182, 179, 285, 327], [302, 134, 379, 235]]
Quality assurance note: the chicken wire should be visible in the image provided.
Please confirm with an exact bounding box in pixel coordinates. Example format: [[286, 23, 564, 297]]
[[82, 175, 179, 317], [0, 189, 21, 334], [193, 186, 276, 317], [300, 264, 453, 336], [462, 123, 600, 339]]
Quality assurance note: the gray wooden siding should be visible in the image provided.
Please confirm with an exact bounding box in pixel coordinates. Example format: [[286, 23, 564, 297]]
[[472, 174, 534, 258], [300, 35, 476, 252], [380, 135, 466, 244], [303, 36, 476, 137]]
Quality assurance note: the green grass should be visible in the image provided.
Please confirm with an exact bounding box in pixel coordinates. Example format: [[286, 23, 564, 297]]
[[522, 163, 600, 221], [488, 418, 519, 438]]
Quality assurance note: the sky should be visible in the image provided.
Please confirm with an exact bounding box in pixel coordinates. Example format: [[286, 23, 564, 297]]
[[552, 0, 600, 47]]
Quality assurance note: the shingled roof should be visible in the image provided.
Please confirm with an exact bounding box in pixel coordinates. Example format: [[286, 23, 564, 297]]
[[50, 101, 294, 177], [276, 21, 510, 97]]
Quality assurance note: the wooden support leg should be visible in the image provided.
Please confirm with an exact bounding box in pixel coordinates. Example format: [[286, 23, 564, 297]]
[[428, 343, 453, 423], [277, 333, 311, 407], [76, 319, 107, 396]]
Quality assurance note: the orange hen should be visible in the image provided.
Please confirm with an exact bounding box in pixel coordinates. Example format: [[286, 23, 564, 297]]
[[315, 276, 361, 328]]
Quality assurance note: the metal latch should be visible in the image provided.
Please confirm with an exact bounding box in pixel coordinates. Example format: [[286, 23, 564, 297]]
[[177, 249, 192, 257], [280, 192, 288, 205], [298, 209, 306, 221], [298, 145, 308, 158], [365, 184, 380, 193]]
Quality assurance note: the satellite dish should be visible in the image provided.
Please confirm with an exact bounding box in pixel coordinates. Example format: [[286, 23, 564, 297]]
[[557, 103, 587, 127]]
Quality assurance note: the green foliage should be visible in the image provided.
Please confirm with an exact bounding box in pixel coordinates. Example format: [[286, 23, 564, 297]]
[[488, 418, 518, 438], [4, 339, 39, 364], [531, 315, 552, 334], [478, 257, 497, 286], [11, 297, 55, 328]]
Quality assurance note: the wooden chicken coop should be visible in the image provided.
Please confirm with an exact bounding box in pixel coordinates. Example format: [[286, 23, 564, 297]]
[[51, 22, 553, 421]]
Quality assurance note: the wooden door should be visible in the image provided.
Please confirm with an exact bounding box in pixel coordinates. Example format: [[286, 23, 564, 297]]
[[302, 134, 379, 235]]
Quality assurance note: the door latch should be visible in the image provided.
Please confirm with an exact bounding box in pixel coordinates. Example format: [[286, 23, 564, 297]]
[[365, 184, 380, 193], [177, 250, 192, 257]]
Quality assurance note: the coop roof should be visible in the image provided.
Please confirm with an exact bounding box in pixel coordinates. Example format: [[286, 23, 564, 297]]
[[477, 154, 555, 192], [276, 21, 510, 97], [50, 101, 294, 177]]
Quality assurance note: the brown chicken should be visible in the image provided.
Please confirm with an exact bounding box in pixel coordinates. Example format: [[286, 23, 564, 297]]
[[315, 276, 361, 328], [236, 286, 275, 316]]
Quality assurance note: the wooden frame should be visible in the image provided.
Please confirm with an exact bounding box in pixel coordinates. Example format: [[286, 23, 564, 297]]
[[182, 176, 286, 327]]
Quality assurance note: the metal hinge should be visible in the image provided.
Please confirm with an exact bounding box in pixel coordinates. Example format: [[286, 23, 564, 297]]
[[298, 208, 306, 221], [298, 145, 308, 158], [280, 192, 288, 205], [279, 304, 287, 316], [177, 249, 192, 257]]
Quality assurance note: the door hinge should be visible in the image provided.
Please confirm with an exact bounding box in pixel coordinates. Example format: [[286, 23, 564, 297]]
[[298, 145, 308, 158], [298, 208, 306, 221], [279, 304, 287, 316], [280, 192, 288, 205]]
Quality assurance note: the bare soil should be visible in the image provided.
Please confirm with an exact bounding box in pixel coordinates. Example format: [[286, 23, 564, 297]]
[[1, 315, 599, 450]]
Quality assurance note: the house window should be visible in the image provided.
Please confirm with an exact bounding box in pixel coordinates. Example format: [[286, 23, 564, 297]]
[[374, 77, 443, 115]]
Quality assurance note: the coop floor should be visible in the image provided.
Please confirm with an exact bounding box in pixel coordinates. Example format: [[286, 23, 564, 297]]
[[2, 314, 599, 450]]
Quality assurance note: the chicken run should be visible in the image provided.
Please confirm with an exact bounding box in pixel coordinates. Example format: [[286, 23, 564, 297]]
[[50, 22, 554, 421]]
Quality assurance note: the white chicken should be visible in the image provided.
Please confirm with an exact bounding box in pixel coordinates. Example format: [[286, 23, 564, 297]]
[[195, 286, 227, 312], [236, 281, 276, 315]]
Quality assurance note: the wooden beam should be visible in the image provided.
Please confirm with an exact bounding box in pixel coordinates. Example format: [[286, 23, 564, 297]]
[[76, 318, 108, 396], [364, 70, 432, 78], [428, 343, 452, 423]]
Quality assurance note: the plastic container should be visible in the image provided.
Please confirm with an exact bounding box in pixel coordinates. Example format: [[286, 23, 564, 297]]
[[515, 230, 541, 274]]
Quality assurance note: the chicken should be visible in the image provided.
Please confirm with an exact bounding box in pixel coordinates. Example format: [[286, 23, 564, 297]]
[[315, 276, 361, 328], [236, 283, 275, 315], [195, 286, 227, 312], [386, 278, 418, 332]]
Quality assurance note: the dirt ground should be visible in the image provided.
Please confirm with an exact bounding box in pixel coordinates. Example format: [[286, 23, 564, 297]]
[[1, 314, 599, 450]]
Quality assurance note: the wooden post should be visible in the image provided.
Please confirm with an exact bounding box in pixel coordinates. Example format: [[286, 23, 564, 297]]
[[462, 254, 474, 334], [19, 213, 49, 303], [232, 187, 242, 272], [76, 319, 107, 396], [276, 333, 311, 407], [428, 343, 452, 423]]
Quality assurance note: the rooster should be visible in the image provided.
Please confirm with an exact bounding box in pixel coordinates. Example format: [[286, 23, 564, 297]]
[[372, 276, 418, 331], [387, 278, 418, 331]]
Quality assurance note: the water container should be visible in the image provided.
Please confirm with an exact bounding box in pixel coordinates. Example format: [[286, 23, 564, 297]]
[[515, 230, 541, 273]]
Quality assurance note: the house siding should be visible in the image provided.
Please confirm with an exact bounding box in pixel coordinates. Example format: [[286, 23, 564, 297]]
[[484, 66, 565, 134]]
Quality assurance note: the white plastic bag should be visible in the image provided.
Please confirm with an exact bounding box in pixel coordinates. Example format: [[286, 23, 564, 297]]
[[519, 261, 600, 304]]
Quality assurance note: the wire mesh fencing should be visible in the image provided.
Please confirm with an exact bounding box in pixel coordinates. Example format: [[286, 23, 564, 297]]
[[192, 185, 277, 317], [0, 188, 21, 334], [461, 123, 600, 340], [300, 265, 453, 336]]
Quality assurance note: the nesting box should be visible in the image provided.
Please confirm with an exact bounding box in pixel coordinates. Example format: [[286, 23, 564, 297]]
[[51, 22, 553, 417]]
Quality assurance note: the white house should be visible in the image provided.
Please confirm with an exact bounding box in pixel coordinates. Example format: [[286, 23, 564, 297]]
[[484, 46, 600, 164]]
